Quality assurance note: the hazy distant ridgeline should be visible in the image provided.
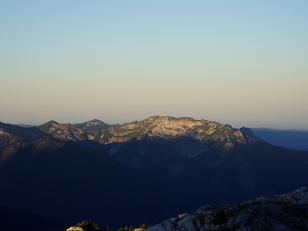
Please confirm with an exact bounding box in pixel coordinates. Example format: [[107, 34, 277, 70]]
[[0, 116, 308, 227], [252, 128, 308, 151]]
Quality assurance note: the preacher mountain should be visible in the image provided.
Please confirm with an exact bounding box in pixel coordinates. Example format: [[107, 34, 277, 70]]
[[73, 119, 112, 133], [0, 116, 307, 226]]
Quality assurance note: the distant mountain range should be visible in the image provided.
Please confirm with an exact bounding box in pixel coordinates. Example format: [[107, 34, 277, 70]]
[[252, 128, 308, 151], [0, 116, 308, 227]]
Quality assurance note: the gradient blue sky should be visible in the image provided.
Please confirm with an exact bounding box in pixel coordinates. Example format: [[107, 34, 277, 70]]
[[1, 0, 308, 129]]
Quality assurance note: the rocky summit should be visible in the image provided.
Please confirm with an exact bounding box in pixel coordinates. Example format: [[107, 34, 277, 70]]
[[34, 116, 258, 149], [0, 115, 258, 163], [103, 116, 257, 147], [1, 116, 258, 156], [39, 120, 85, 141], [147, 187, 308, 231]]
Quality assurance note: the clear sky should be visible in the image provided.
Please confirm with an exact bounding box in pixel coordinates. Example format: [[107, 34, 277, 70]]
[[0, 0, 307, 129]]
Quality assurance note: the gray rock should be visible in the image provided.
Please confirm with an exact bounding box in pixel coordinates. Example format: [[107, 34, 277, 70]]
[[66, 226, 84, 231], [147, 187, 308, 231]]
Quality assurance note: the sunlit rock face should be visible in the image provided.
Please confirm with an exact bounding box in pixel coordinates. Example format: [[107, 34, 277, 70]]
[[39, 120, 86, 141], [32, 116, 258, 150], [73, 119, 110, 132], [148, 187, 308, 231], [100, 116, 258, 147], [66, 227, 84, 231]]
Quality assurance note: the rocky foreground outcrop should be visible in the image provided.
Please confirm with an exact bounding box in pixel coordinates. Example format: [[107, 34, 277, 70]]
[[147, 187, 308, 231], [66, 227, 84, 231]]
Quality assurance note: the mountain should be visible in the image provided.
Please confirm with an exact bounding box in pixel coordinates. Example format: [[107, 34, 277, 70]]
[[0, 122, 47, 161], [0, 116, 307, 226], [148, 187, 308, 231], [38, 120, 86, 141], [38, 119, 112, 142], [73, 119, 111, 133], [252, 128, 308, 151], [72, 119, 112, 142], [34, 116, 256, 146], [0, 121, 44, 142], [98, 116, 257, 146]]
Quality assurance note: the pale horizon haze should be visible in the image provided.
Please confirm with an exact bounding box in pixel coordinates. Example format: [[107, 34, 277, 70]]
[[1, 0, 308, 129]]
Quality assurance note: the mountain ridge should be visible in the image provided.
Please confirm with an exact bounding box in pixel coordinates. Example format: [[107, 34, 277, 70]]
[[1, 115, 260, 153], [0, 116, 308, 226]]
